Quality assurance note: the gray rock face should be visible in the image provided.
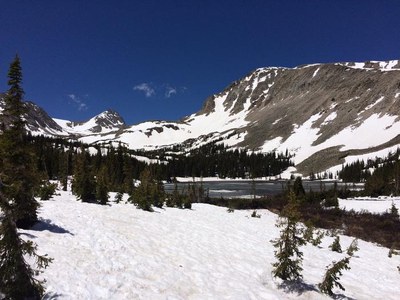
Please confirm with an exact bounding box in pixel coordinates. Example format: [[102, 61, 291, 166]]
[[0, 94, 64, 134], [198, 62, 400, 150], [188, 60, 400, 172], [68, 109, 126, 133], [2, 60, 400, 174]]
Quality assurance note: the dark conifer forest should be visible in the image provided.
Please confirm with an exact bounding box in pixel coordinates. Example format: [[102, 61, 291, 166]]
[[27, 135, 293, 192]]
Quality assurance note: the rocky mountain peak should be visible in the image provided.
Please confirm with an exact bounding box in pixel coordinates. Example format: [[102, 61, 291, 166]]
[[3, 59, 400, 176], [92, 109, 126, 130]]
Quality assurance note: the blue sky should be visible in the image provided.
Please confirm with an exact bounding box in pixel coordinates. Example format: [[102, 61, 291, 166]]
[[1, 0, 399, 124]]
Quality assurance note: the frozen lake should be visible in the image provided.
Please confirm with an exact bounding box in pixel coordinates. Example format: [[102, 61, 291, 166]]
[[164, 180, 362, 199]]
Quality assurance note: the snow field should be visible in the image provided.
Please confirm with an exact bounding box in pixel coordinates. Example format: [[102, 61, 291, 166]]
[[339, 196, 400, 214], [22, 191, 400, 299]]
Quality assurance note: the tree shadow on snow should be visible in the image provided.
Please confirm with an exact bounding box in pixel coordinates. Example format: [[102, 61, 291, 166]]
[[19, 232, 38, 239], [278, 279, 318, 296], [332, 293, 356, 300], [43, 292, 63, 299], [31, 218, 74, 235], [278, 280, 355, 300]]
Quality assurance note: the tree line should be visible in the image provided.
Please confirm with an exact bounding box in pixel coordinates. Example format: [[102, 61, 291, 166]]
[[339, 148, 400, 196]]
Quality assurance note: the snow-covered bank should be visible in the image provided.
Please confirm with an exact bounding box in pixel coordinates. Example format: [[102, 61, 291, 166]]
[[22, 191, 400, 299], [339, 196, 400, 214]]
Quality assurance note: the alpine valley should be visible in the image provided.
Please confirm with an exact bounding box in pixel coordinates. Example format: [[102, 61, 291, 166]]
[[2, 59, 400, 177]]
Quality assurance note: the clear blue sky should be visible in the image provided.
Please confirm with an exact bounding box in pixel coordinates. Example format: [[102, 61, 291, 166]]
[[1, 0, 399, 124]]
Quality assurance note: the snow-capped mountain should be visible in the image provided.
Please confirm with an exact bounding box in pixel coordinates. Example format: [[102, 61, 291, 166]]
[[2, 59, 400, 175], [53, 109, 125, 136]]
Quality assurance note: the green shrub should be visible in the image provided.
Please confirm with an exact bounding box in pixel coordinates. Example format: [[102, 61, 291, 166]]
[[37, 182, 58, 200]]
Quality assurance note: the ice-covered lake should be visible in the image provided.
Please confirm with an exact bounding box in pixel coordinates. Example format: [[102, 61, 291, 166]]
[[165, 180, 362, 198]]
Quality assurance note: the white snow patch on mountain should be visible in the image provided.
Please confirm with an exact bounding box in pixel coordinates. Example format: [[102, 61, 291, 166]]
[[263, 113, 400, 164], [78, 94, 251, 151], [322, 112, 337, 125], [364, 96, 385, 111], [312, 68, 320, 78]]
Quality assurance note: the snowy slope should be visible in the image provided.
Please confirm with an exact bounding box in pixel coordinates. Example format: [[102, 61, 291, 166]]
[[22, 191, 400, 299], [4, 59, 400, 175], [77, 92, 251, 150], [50, 59, 400, 174], [53, 109, 125, 135]]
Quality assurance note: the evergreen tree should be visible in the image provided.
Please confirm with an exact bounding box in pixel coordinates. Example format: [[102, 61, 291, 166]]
[[114, 192, 123, 204], [37, 181, 57, 200], [72, 147, 95, 202], [58, 150, 69, 191], [329, 236, 342, 253], [271, 192, 306, 280], [346, 239, 359, 257], [183, 193, 192, 209], [292, 177, 305, 200], [0, 194, 52, 299], [132, 167, 154, 211], [0, 55, 40, 228], [152, 179, 165, 208], [166, 182, 178, 207], [319, 257, 351, 296], [95, 166, 109, 205], [390, 202, 399, 219], [122, 153, 134, 194], [303, 225, 324, 246]]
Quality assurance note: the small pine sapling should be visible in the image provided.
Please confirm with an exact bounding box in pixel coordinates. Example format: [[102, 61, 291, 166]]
[[388, 247, 399, 258], [329, 236, 342, 253], [390, 202, 399, 219], [165, 196, 175, 207], [346, 239, 359, 257], [303, 225, 324, 247], [303, 225, 314, 243], [227, 206, 234, 213], [183, 194, 192, 209], [319, 257, 351, 296], [114, 192, 123, 204], [271, 192, 306, 281], [312, 230, 324, 247], [37, 181, 58, 200]]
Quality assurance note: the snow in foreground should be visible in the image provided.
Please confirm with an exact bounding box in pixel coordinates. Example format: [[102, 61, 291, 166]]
[[22, 191, 400, 299]]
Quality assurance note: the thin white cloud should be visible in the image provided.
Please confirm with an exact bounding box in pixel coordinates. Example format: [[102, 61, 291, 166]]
[[133, 83, 155, 97], [165, 85, 177, 98], [68, 94, 88, 111]]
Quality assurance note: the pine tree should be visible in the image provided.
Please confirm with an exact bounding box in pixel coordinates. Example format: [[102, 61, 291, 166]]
[[0, 193, 52, 299], [0, 55, 40, 228], [114, 192, 123, 204], [72, 147, 95, 202], [183, 193, 192, 209], [390, 202, 399, 218], [319, 257, 351, 296], [302, 223, 324, 246], [271, 192, 306, 280], [346, 239, 359, 256], [152, 179, 165, 208], [122, 154, 134, 194], [329, 236, 342, 253], [58, 150, 69, 191], [292, 177, 305, 200], [132, 167, 153, 211], [95, 166, 109, 205]]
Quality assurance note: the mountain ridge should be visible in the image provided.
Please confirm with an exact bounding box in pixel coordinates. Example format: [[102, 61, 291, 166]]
[[2, 59, 400, 176]]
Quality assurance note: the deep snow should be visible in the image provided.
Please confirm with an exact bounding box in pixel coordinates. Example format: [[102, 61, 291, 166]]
[[20, 190, 400, 299]]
